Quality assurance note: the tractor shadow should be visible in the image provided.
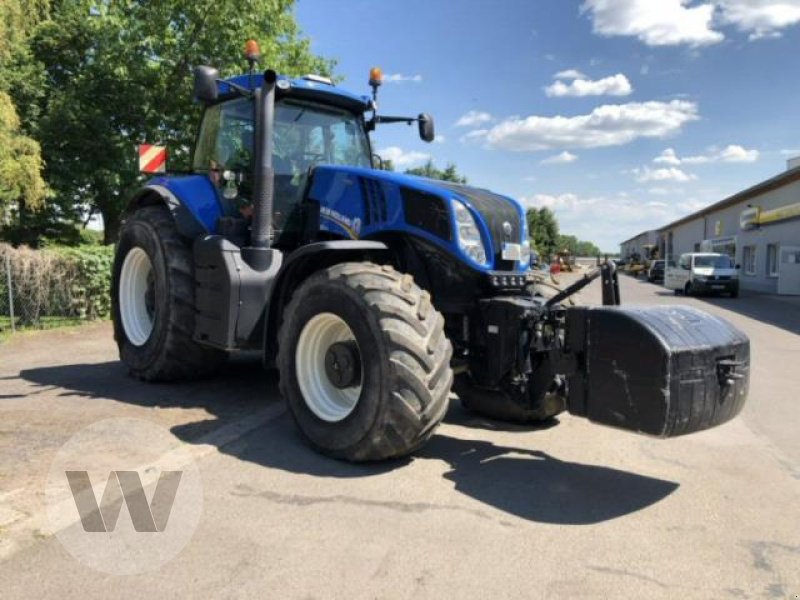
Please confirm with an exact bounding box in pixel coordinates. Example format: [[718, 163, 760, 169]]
[[20, 362, 678, 525], [416, 426, 679, 525]]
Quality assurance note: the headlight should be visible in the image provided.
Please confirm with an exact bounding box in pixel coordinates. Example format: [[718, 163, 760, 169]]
[[695, 276, 707, 282], [453, 201, 488, 266]]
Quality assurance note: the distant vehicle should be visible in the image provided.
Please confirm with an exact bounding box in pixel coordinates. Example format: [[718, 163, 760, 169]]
[[647, 259, 665, 283], [665, 253, 739, 298]]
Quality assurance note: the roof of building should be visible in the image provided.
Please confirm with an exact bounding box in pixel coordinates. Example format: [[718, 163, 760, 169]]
[[619, 229, 658, 246], [659, 164, 800, 232]]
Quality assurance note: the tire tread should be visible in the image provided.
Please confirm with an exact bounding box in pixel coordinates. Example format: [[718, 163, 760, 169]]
[[278, 262, 452, 461]]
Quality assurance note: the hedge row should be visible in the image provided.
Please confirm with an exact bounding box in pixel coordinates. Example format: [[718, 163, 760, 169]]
[[0, 243, 114, 325]]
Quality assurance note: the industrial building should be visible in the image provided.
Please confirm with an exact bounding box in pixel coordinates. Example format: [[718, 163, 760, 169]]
[[621, 158, 800, 295], [619, 229, 659, 263]]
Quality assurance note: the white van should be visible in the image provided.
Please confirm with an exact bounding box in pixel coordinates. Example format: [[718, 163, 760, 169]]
[[664, 253, 740, 298]]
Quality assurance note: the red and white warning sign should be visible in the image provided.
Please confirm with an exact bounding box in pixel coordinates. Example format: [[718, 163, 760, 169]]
[[138, 144, 167, 174]]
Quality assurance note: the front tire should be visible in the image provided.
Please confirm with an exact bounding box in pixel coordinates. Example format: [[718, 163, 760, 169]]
[[112, 206, 226, 381], [278, 263, 453, 461]]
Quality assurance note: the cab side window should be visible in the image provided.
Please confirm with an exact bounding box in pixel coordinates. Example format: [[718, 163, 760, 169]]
[[192, 98, 254, 176]]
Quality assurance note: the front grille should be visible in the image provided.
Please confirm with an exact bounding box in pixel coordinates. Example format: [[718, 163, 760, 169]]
[[360, 177, 388, 225], [436, 182, 521, 269], [401, 187, 451, 241]]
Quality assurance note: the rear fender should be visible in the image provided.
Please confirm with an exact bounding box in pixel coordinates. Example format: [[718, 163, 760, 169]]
[[263, 241, 390, 363], [125, 177, 223, 238]]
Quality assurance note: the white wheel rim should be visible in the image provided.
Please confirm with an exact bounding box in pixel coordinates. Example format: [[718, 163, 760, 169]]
[[119, 247, 155, 346], [295, 313, 362, 422]]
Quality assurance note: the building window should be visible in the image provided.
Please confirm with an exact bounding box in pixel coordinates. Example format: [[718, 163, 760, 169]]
[[743, 246, 757, 276], [767, 244, 778, 277]]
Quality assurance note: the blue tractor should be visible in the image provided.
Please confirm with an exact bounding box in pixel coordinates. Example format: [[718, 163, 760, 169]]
[[112, 46, 750, 461]]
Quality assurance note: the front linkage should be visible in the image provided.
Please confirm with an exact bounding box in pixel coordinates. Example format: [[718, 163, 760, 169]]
[[468, 262, 750, 437]]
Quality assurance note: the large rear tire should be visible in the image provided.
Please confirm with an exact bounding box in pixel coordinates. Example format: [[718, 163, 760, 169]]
[[277, 262, 453, 461], [112, 206, 226, 381]]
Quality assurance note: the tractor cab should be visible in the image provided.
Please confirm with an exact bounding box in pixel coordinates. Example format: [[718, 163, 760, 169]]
[[191, 83, 373, 246], [190, 70, 377, 247]]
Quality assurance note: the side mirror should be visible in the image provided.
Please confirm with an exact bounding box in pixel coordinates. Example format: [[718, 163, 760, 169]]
[[194, 66, 219, 104], [735, 264, 741, 270], [372, 153, 384, 170], [418, 113, 435, 143]]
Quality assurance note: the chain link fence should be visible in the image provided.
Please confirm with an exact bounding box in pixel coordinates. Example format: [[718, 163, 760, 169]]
[[0, 243, 113, 342]]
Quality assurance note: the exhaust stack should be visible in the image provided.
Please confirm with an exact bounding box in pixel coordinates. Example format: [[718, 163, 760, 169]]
[[242, 69, 278, 270]]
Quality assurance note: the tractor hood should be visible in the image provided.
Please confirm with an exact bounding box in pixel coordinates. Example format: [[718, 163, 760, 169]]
[[307, 165, 528, 272]]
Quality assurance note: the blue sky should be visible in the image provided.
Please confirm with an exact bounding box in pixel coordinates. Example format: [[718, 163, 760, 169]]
[[294, 0, 800, 251]]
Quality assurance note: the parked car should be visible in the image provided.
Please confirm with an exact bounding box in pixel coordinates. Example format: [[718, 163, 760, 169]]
[[664, 253, 739, 297], [647, 259, 665, 283]]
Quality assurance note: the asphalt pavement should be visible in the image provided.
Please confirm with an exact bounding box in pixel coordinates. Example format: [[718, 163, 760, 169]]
[[0, 273, 798, 599]]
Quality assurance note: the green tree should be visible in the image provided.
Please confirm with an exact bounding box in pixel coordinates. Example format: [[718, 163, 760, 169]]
[[556, 234, 601, 256], [0, 0, 49, 227], [19, 0, 334, 244], [0, 93, 46, 216], [405, 159, 467, 184], [575, 239, 601, 256], [556, 234, 578, 255], [526, 206, 559, 258]]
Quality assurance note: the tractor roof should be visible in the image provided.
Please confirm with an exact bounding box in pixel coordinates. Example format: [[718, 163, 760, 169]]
[[218, 73, 372, 113]]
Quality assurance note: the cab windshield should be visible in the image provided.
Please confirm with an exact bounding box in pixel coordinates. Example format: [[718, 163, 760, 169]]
[[192, 97, 371, 234], [694, 255, 734, 269]]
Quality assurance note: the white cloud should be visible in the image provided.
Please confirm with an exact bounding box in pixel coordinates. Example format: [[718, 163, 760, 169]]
[[654, 144, 759, 165], [540, 151, 578, 165], [484, 100, 698, 151], [553, 69, 587, 80], [377, 146, 430, 167], [459, 129, 489, 143], [520, 191, 710, 251], [383, 73, 423, 83], [433, 135, 446, 144], [581, 0, 724, 46], [545, 73, 633, 97], [634, 166, 697, 182], [654, 148, 682, 165], [647, 187, 673, 195], [455, 110, 493, 127], [717, 144, 760, 162], [717, 0, 800, 40]]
